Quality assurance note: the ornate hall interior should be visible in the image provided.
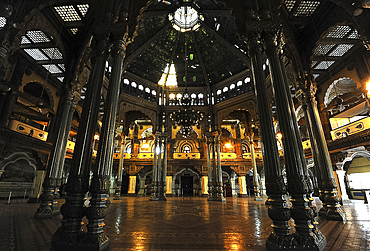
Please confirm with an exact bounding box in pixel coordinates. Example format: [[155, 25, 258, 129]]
[[0, 0, 370, 250]]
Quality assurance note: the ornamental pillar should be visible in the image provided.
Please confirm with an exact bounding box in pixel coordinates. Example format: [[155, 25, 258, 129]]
[[247, 32, 294, 249], [264, 32, 326, 249], [214, 134, 225, 201], [205, 133, 214, 199], [150, 135, 160, 201], [114, 135, 126, 199], [296, 78, 345, 221], [85, 38, 126, 250], [250, 131, 262, 201], [35, 89, 79, 218], [51, 37, 109, 250], [159, 135, 168, 201], [0, 57, 27, 127]]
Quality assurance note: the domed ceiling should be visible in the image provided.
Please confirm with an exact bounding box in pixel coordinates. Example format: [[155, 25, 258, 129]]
[[124, 0, 250, 88]]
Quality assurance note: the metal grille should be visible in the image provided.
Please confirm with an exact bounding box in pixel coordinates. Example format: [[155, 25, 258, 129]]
[[54, 5, 82, 22], [42, 64, 63, 74], [77, 4, 89, 17], [42, 48, 63, 59], [70, 28, 78, 34], [314, 61, 335, 70], [24, 49, 49, 61], [0, 17, 6, 27], [314, 44, 335, 55], [26, 30, 51, 43], [326, 25, 351, 39], [294, 1, 320, 16], [328, 44, 354, 57], [284, 0, 296, 12]]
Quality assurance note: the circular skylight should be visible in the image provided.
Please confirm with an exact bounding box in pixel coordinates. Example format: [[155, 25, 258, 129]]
[[169, 6, 201, 32]]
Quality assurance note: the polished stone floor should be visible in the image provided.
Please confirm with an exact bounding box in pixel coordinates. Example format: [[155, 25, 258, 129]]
[[0, 196, 369, 250]]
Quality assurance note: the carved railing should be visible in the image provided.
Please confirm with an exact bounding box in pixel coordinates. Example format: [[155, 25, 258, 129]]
[[8, 119, 48, 141], [330, 117, 370, 140]]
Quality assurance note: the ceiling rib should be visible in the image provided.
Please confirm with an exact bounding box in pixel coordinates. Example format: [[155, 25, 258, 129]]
[[124, 22, 172, 70], [193, 31, 211, 92], [201, 22, 250, 68]]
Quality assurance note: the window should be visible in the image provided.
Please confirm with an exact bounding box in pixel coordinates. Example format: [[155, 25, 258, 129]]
[[183, 145, 190, 153]]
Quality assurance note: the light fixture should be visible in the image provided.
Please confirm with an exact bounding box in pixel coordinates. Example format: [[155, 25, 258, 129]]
[[169, 35, 203, 137], [94, 134, 100, 141], [168, 4, 203, 32], [225, 143, 233, 149], [276, 132, 282, 140], [366, 80, 370, 99]]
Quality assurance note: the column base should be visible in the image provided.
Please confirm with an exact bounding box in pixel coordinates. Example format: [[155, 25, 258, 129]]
[[52, 227, 109, 251], [266, 233, 297, 250], [35, 208, 53, 219], [326, 207, 346, 221], [293, 231, 327, 251], [254, 196, 263, 201]]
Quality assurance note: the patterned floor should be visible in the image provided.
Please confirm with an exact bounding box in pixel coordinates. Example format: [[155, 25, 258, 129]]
[[0, 196, 369, 250]]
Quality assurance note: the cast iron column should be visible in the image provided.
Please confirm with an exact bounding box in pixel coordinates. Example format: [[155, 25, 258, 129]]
[[297, 79, 345, 221], [35, 89, 79, 218], [206, 133, 214, 200], [250, 130, 262, 201], [85, 38, 126, 250], [157, 135, 163, 197], [51, 37, 109, 250], [264, 32, 326, 250], [214, 133, 225, 201], [247, 32, 295, 250], [160, 135, 168, 201], [150, 134, 160, 201], [114, 135, 125, 199]]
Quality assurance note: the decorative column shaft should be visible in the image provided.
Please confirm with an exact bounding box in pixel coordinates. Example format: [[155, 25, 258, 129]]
[[160, 136, 168, 200], [215, 134, 225, 201], [35, 90, 79, 218], [297, 79, 345, 221], [250, 131, 262, 201], [85, 39, 126, 250], [247, 33, 295, 250], [114, 135, 125, 199], [0, 57, 27, 127], [264, 33, 326, 249], [206, 134, 214, 199], [150, 135, 160, 201], [52, 37, 109, 250]]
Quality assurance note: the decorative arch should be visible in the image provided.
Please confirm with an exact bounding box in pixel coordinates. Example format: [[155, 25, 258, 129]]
[[119, 102, 156, 133], [23, 81, 55, 108], [175, 140, 199, 153], [217, 100, 256, 128], [324, 77, 359, 107]]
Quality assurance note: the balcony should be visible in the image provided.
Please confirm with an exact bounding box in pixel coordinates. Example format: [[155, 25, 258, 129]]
[[330, 117, 370, 140], [8, 119, 48, 141]]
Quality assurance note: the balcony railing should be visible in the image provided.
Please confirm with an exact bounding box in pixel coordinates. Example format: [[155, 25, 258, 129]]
[[330, 117, 370, 140], [8, 119, 48, 141], [173, 152, 201, 159]]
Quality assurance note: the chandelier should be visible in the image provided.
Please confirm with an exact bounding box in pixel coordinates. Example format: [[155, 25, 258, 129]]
[[168, 8, 203, 138], [170, 90, 203, 137]]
